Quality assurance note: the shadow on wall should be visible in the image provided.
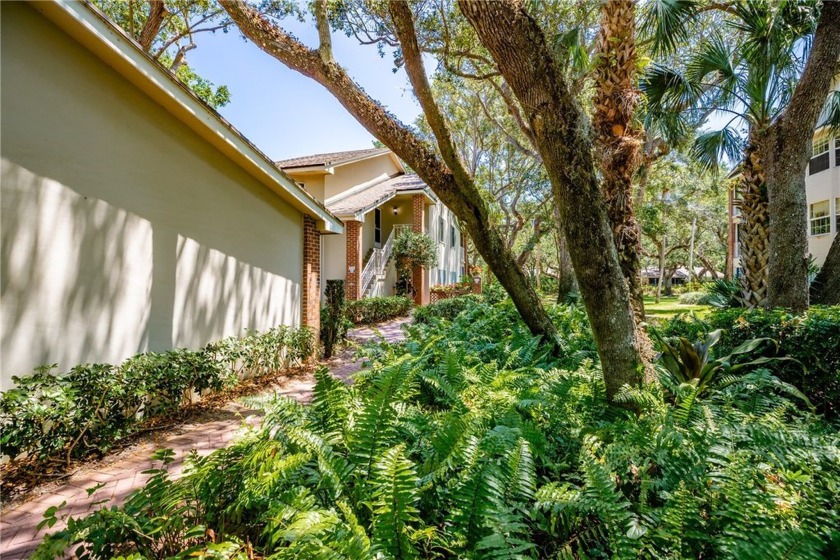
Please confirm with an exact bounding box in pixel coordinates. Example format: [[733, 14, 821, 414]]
[[1, 161, 298, 389]]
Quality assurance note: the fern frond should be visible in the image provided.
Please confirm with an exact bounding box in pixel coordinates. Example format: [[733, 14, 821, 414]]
[[349, 359, 414, 480], [371, 444, 420, 560]]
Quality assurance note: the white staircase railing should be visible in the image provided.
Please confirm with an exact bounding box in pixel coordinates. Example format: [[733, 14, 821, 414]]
[[360, 224, 408, 296], [360, 249, 379, 296]]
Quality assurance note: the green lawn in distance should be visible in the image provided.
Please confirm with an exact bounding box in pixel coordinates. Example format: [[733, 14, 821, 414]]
[[644, 295, 710, 321]]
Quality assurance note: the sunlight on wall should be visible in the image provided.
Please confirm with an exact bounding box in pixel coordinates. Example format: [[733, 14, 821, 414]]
[[174, 235, 299, 348], [1, 161, 153, 388]]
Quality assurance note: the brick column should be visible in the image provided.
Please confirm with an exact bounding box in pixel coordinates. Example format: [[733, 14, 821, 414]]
[[411, 194, 427, 305], [302, 215, 321, 353], [345, 220, 363, 300]]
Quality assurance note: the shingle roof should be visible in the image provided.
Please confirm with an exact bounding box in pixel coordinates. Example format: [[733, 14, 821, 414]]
[[276, 148, 391, 169], [328, 174, 429, 216]]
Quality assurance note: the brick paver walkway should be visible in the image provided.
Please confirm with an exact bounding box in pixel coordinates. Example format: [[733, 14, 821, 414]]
[[0, 317, 410, 559]]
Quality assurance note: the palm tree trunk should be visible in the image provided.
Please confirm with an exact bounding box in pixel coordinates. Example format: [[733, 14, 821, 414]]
[[737, 144, 769, 308], [592, 0, 645, 322]]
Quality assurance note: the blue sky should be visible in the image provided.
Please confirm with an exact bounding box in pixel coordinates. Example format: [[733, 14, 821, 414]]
[[188, 16, 422, 161]]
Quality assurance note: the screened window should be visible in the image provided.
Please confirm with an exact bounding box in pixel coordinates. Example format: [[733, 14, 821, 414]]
[[374, 209, 381, 245], [810, 200, 831, 235], [450, 225, 456, 247], [439, 217, 445, 243], [810, 136, 830, 175]]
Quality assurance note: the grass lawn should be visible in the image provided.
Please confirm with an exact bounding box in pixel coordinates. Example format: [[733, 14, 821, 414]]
[[541, 293, 710, 322], [644, 295, 710, 321]]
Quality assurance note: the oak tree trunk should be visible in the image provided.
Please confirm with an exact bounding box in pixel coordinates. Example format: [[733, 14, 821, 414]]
[[763, 1, 840, 312], [459, 0, 644, 400]]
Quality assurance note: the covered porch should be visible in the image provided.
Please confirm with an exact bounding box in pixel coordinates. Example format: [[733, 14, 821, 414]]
[[325, 175, 437, 304]]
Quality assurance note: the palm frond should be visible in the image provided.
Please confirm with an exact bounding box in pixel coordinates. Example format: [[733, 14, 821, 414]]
[[640, 0, 700, 56], [691, 127, 744, 170]]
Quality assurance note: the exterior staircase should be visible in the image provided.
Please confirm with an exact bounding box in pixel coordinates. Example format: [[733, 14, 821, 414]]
[[360, 224, 411, 297]]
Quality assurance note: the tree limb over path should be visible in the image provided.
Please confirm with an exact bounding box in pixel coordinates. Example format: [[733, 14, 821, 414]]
[[219, 0, 563, 351]]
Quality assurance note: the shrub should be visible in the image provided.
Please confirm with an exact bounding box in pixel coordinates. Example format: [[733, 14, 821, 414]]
[[0, 325, 313, 469], [392, 231, 437, 297], [677, 291, 707, 304], [703, 278, 742, 308], [344, 296, 413, 325], [414, 294, 482, 324], [37, 297, 840, 560], [321, 279, 349, 359], [481, 280, 508, 305], [658, 306, 840, 417]]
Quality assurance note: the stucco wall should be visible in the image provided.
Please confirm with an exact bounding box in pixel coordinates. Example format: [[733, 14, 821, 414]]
[[1, 3, 303, 387], [324, 157, 400, 201], [806, 135, 839, 265]]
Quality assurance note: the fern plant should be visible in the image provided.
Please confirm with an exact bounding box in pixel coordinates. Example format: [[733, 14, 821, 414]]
[[34, 296, 840, 560]]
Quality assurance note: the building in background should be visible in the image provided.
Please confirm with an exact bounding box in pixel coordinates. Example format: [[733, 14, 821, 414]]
[[279, 149, 465, 304]]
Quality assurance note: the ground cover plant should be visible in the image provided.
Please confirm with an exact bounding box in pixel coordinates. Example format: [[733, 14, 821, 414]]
[[34, 297, 840, 559], [0, 326, 314, 475]]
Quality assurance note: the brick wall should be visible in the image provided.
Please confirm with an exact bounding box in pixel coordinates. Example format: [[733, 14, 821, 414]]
[[345, 220, 362, 300], [411, 194, 427, 305], [302, 215, 321, 350]]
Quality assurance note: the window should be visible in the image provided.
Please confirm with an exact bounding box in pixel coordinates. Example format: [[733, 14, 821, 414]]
[[439, 217, 445, 243], [836, 198, 840, 231], [810, 200, 830, 235], [810, 135, 830, 175], [374, 209, 381, 245], [835, 135, 839, 167], [450, 225, 456, 247]]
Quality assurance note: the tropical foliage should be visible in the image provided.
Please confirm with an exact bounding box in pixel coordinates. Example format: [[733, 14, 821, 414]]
[[34, 296, 840, 559], [658, 305, 840, 418]]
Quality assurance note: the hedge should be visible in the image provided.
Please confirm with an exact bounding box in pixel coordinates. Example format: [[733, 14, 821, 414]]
[[414, 294, 483, 324], [0, 325, 314, 468], [344, 296, 413, 325], [657, 306, 840, 417]]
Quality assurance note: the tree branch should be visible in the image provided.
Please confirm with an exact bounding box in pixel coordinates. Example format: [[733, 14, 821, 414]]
[[314, 0, 334, 64], [138, 0, 167, 52], [388, 1, 473, 189]]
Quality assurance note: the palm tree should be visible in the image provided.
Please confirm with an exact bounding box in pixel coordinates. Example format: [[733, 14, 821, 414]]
[[642, 1, 817, 309], [592, 0, 646, 321]]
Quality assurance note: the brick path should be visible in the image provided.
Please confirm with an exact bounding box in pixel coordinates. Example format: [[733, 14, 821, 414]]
[[0, 317, 410, 559]]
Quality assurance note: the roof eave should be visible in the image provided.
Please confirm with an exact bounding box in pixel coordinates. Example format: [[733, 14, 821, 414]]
[[36, 0, 343, 234]]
